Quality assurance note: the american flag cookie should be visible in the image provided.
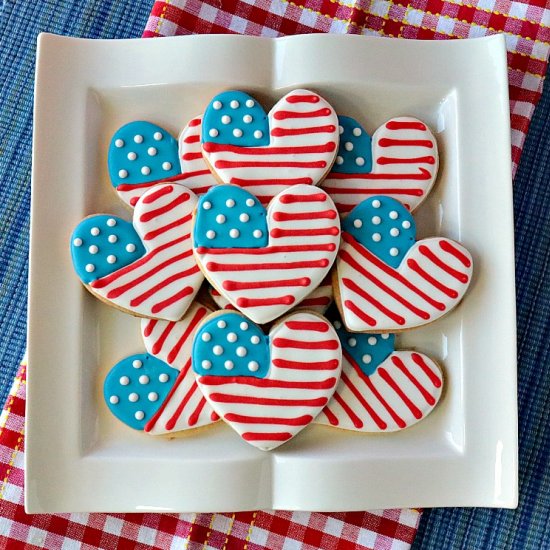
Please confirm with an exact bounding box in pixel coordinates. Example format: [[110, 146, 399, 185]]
[[70, 183, 204, 321], [315, 319, 443, 432], [321, 116, 438, 216], [193, 183, 340, 324], [192, 310, 342, 451], [334, 196, 473, 332], [200, 89, 339, 204], [108, 121, 216, 208]]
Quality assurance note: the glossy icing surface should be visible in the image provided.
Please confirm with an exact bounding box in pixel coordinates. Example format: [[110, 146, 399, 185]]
[[331, 116, 373, 174]]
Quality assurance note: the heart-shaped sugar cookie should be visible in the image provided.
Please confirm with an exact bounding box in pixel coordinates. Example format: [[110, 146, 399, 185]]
[[193, 311, 342, 450], [194, 184, 340, 324], [70, 183, 204, 320], [201, 89, 339, 204], [335, 196, 472, 332], [321, 116, 438, 215], [315, 320, 443, 431]]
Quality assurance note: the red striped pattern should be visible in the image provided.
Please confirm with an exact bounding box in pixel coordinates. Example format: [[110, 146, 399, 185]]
[[90, 183, 204, 321], [321, 117, 438, 215], [317, 349, 443, 432], [201, 89, 339, 204], [196, 184, 340, 324], [140, 302, 219, 434], [196, 312, 341, 451], [337, 233, 473, 331]]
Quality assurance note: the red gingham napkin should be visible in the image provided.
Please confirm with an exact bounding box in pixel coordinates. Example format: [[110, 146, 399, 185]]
[[1, 364, 420, 549]]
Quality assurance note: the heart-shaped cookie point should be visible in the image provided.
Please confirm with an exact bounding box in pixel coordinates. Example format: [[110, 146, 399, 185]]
[[194, 184, 340, 324], [193, 310, 342, 451], [140, 302, 220, 434], [336, 196, 473, 332], [201, 89, 339, 204], [322, 116, 438, 215], [71, 183, 204, 320], [315, 319, 443, 432]]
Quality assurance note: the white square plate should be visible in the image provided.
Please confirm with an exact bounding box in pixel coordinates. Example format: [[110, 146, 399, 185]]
[[27, 32, 517, 513]]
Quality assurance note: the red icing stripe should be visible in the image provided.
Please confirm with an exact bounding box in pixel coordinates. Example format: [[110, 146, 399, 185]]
[[188, 396, 207, 426], [139, 192, 190, 222], [143, 213, 192, 241], [378, 368, 423, 419], [273, 209, 336, 221], [325, 170, 431, 182], [385, 121, 427, 131], [143, 319, 157, 338], [279, 192, 327, 204], [273, 108, 331, 120], [379, 138, 433, 148], [222, 277, 310, 290], [391, 356, 435, 406], [151, 322, 175, 355], [272, 358, 339, 370], [407, 258, 459, 298], [344, 300, 377, 326], [205, 259, 329, 271], [141, 184, 174, 204], [231, 177, 313, 186], [215, 160, 327, 169], [242, 432, 292, 441], [321, 406, 339, 426], [334, 391, 364, 429], [271, 125, 335, 137], [377, 156, 435, 165], [272, 338, 339, 350], [224, 413, 313, 426], [411, 353, 442, 388], [439, 240, 472, 268], [236, 296, 295, 307], [286, 94, 320, 103], [419, 245, 469, 283], [284, 320, 329, 332], [152, 286, 194, 314], [204, 142, 335, 155], [200, 377, 336, 390], [208, 394, 328, 406], [166, 306, 208, 364], [270, 227, 340, 238], [196, 244, 335, 255]]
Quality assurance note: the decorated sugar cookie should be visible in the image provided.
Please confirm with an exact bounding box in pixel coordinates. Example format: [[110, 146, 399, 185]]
[[201, 89, 339, 203], [70, 183, 204, 320], [335, 196, 473, 332], [108, 121, 215, 207], [193, 310, 342, 451], [193, 184, 340, 324], [321, 116, 438, 215], [315, 319, 443, 432]]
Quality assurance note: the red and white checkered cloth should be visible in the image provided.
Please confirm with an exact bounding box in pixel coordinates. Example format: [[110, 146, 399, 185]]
[[143, 0, 550, 177], [1, 364, 420, 549]]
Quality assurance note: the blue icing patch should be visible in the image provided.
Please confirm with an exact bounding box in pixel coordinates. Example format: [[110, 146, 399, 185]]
[[332, 116, 373, 174], [202, 91, 270, 147], [333, 319, 395, 376], [192, 312, 269, 378], [108, 121, 180, 188], [70, 215, 146, 284], [103, 353, 178, 431], [343, 196, 415, 268], [194, 185, 268, 248]]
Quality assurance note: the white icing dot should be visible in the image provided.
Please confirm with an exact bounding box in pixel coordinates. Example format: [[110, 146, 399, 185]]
[[246, 198, 255, 207], [132, 360, 142, 369], [336, 156, 344, 165], [236, 346, 247, 357], [246, 99, 254, 108], [119, 376, 129, 386], [229, 229, 240, 238], [389, 211, 399, 220], [88, 245, 98, 254], [224, 360, 234, 370], [206, 230, 216, 239], [127, 152, 137, 160], [344, 142, 354, 151], [362, 354, 372, 364], [91, 227, 100, 236], [253, 229, 263, 238], [159, 373, 169, 383], [230, 100, 240, 109], [372, 233, 381, 242], [153, 132, 163, 141], [254, 130, 263, 139], [203, 201, 212, 210], [202, 360, 212, 370], [368, 336, 377, 345], [128, 393, 139, 402], [209, 128, 219, 138], [221, 115, 231, 124], [248, 361, 259, 372], [213, 345, 224, 356], [356, 157, 365, 166], [372, 200, 381, 208], [216, 214, 226, 224], [126, 243, 136, 252], [201, 332, 212, 342], [390, 247, 399, 256], [334, 320, 342, 329], [390, 228, 400, 237], [338, 125, 344, 135], [148, 392, 158, 401], [240, 322, 248, 330], [353, 219, 362, 229], [217, 320, 227, 329], [250, 335, 260, 344], [353, 127, 362, 137], [402, 220, 411, 229], [135, 411, 145, 420], [107, 218, 117, 227], [73, 238, 82, 247], [108, 235, 117, 243], [115, 139, 124, 148], [381, 334, 390, 340], [372, 216, 381, 225], [233, 128, 243, 138], [109, 395, 119, 404], [139, 375, 149, 385], [213, 100, 222, 110], [134, 135, 143, 144], [118, 169, 128, 179], [107, 255, 117, 264], [226, 199, 235, 208], [243, 114, 253, 123], [141, 166, 151, 176], [348, 338, 357, 347], [147, 147, 157, 156], [85, 264, 95, 273], [239, 213, 249, 223], [162, 162, 171, 173], [227, 332, 237, 343]]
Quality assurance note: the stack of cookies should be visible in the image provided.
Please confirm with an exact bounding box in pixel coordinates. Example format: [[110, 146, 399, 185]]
[[69, 89, 472, 451]]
